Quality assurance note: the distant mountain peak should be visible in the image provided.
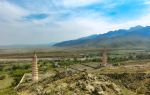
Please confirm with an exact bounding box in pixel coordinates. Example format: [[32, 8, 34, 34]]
[[129, 25, 143, 31]]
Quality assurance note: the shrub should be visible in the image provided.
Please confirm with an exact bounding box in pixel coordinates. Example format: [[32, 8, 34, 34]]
[[0, 75, 6, 80], [113, 63, 120, 66], [11, 69, 30, 86]]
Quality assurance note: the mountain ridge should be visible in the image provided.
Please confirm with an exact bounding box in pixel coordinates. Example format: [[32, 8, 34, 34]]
[[54, 25, 150, 49]]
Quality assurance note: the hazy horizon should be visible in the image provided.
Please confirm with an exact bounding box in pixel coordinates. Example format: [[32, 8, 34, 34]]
[[0, 0, 150, 45]]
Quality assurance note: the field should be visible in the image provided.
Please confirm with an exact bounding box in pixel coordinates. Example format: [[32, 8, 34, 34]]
[[0, 48, 150, 95]]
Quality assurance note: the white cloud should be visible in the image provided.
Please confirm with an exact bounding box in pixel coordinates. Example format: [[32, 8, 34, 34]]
[[54, 11, 150, 39], [0, 1, 29, 22], [144, 0, 150, 5], [62, 0, 100, 8], [117, 13, 150, 28]]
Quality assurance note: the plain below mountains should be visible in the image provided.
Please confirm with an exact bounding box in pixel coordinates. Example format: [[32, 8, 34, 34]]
[[54, 25, 150, 49]]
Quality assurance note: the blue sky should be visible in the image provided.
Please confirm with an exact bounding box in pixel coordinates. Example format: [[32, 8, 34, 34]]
[[0, 0, 150, 45]]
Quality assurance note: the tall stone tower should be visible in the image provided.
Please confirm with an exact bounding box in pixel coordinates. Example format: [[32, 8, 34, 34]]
[[32, 52, 38, 82], [102, 47, 107, 66]]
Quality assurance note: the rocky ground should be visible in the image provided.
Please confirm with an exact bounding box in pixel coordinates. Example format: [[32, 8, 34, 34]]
[[17, 72, 123, 95], [16, 63, 150, 95]]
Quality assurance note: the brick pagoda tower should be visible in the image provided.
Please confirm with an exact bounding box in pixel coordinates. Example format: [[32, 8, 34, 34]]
[[32, 52, 38, 82], [102, 47, 107, 66]]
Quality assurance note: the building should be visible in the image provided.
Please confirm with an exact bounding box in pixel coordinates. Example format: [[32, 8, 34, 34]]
[[32, 52, 38, 82], [101, 48, 108, 66]]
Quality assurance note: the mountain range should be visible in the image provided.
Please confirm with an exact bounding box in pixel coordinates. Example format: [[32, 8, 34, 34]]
[[54, 25, 150, 49]]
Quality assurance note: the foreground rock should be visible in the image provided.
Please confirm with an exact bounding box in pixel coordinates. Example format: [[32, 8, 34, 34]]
[[17, 72, 122, 95]]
